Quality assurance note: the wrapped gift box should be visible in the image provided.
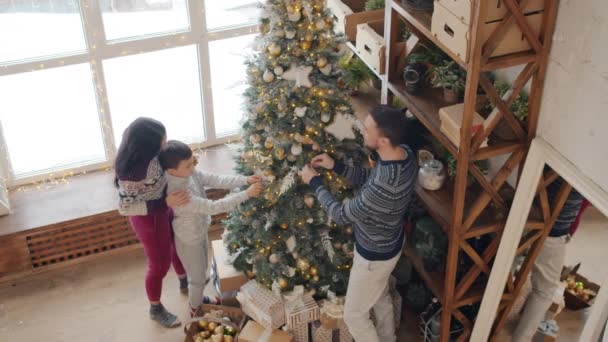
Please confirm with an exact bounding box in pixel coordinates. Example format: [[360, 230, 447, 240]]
[[239, 320, 294, 342], [211, 239, 248, 293], [237, 280, 286, 330]]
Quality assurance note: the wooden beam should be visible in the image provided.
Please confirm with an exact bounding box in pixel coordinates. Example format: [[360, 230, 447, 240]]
[[516, 231, 542, 255], [463, 223, 504, 239], [455, 233, 502, 300], [504, 0, 543, 53], [472, 63, 536, 153], [463, 150, 525, 232], [538, 176, 552, 222], [469, 162, 506, 207], [441, 0, 489, 340], [479, 75, 527, 141], [543, 169, 560, 187], [473, 142, 525, 161], [525, 221, 545, 230], [482, 51, 536, 71], [461, 240, 491, 274]]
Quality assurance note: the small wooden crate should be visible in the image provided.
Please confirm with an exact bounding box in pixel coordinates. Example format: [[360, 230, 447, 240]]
[[435, 0, 544, 25], [431, 2, 543, 61], [327, 0, 384, 41], [184, 304, 246, 342], [356, 20, 385, 74], [355, 20, 408, 75]]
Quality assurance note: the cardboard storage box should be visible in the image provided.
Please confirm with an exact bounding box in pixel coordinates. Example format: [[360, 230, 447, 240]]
[[239, 320, 294, 342], [211, 239, 248, 293], [435, 0, 544, 25], [327, 0, 384, 41], [431, 2, 543, 61], [439, 103, 488, 148]]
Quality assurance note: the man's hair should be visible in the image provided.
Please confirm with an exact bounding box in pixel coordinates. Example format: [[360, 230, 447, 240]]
[[159, 140, 193, 170], [370, 105, 408, 146]]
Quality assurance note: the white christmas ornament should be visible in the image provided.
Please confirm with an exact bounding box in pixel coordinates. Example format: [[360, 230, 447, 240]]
[[282, 64, 313, 88], [291, 143, 303, 156], [294, 133, 303, 142], [286, 236, 296, 252], [321, 113, 331, 123], [294, 106, 307, 117], [324, 113, 357, 141], [316, 20, 326, 29], [285, 29, 296, 39], [288, 10, 301, 22], [320, 64, 332, 76], [274, 29, 285, 37], [249, 111, 258, 120], [274, 66, 284, 75]]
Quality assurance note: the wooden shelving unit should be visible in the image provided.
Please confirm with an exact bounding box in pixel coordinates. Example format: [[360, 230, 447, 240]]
[[379, 1, 561, 341]]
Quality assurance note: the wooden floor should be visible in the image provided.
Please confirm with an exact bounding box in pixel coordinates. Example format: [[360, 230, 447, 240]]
[[0, 209, 605, 341]]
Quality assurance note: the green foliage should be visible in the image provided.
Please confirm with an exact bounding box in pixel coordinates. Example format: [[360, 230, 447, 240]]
[[484, 79, 529, 121], [429, 60, 466, 93], [406, 43, 448, 66], [339, 52, 376, 90], [413, 217, 447, 271], [365, 0, 385, 10]]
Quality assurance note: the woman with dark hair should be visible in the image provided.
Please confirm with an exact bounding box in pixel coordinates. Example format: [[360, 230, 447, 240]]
[[115, 117, 190, 328]]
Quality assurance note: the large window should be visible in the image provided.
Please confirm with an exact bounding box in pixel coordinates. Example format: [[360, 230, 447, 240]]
[[0, 0, 260, 187]]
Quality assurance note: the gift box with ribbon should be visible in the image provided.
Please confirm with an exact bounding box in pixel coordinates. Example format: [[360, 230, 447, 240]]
[[311, 319, 353, 342], [237, 280, 286, 330], [318, 292, 346, 330], [283, 286, 320, 342]]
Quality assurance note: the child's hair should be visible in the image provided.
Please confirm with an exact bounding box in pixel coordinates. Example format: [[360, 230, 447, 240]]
[[159, 140, 193, 170]]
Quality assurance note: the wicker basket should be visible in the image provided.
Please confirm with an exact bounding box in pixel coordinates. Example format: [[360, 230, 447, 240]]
[[184, 304, 246, 342]]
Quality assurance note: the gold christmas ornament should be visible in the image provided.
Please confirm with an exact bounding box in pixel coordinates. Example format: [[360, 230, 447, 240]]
[[264, 137, 274, 149], [249, 134, 262, 144], [300, 41, 312, 50], [280, 223, 289, 230], [275, 147, 286, 160], [267, 43, 281, 56], [304, 32, 313, 42], [297, 258, 310, 271], [312, 275, 320, 283], [345, 226, 353, 234], [316, 57, 328, 68], [263, 69, 275, 82], [316, 20, 326, 29], [320, 100, 328, 108], [310, 266, 318, 276], [278, 277, 288, 289], [313, 2, 323, 12], [263, 169, 274, 177], [246, 270, 255, 278]]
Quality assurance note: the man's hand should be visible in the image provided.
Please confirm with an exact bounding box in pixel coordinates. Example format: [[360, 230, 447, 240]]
[[300, 165, 320, 185], [247, 175, 263, 184], [311, 153, 335, 170]]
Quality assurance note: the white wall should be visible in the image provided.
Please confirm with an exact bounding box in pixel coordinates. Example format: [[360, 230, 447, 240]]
[[536, 0, 608, 192], [488, 0, 608, 192]]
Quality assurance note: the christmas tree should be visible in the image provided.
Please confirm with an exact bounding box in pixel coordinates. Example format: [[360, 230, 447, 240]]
[[223, 0, 367, 296]]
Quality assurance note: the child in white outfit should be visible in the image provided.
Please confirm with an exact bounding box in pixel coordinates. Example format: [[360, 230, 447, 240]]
[[159, 140, 262, 315]]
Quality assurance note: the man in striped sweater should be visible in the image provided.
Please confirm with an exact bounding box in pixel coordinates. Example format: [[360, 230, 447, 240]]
[[300, 105, 418, 342]]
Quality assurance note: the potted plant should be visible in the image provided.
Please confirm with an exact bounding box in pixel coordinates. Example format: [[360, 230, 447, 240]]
[[429, 61, 466, 103], [402, 44, 446, 94], [338, 52, 376, 95]]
